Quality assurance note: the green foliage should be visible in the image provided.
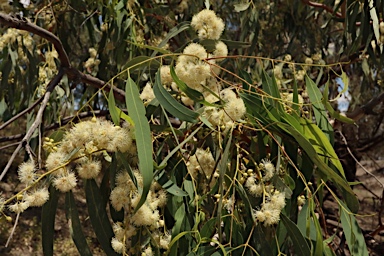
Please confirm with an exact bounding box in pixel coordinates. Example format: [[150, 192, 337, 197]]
[[1, 0, 381, 255]]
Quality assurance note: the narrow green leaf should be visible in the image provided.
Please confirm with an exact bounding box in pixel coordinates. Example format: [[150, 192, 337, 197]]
[[234, 2, 251, 12], [262, 70, 281, 108], [156, 170, 188, 196], [157, 21, 191, 52], [121, 56, 161, 72], [305, 76, 333, 142], [217, 129, 233, 241], [108, 87, 120, 126], [339, 201, 369, 256], [323, 234, 337, 256], [281, 213, 311, 256], [125, 77, 153, 211], [65, 191, 92, 256], [324, 100, 354, 124], [42, 185, 59, 256], [153, 71, 199, 123], [300, 118, 345, 178], [84, 179, 119, 256], [159, 123, 203, 167], [170, 65, 204, 102], [278, 122, 359, 212], [309, 198, 323, 256], [239, 70, 253, 91], [322, 83, 354, 124], [200, 217, 217, 238]]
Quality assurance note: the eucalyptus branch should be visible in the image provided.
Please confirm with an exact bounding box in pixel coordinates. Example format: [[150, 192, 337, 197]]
[[301, 0, 343, 18], [0, 12, 70, 68], [0, 110, 110, 144], [0, 69, 64, 181], [66, 67, 126, 102], [0, 12, 126, 102], [0, 96, 44, 131]]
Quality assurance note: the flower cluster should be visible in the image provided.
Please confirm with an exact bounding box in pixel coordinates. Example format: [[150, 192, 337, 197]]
[[187, 147, 218, 180], [140, 9, 245, 130], [84, 47, 101, 74], [109, 170, 169, 254], [45, 117, 134, 192], [202, 88, 246, 129], [244, 159, 287, 226], [253, 189, 286, 226], [7, 159, 50, 214], [6, 118, 135, 215], [191, 9, 225, 40]]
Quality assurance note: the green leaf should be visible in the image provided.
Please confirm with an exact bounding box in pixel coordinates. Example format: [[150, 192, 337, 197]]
[[42, 185, 59, 256], [309, 198, 323, 256], [156, 170, 188, 196], [121, 56, 161, 73], [262, 70, 282, 108], [300, 118, 345, 178], [125, 77, 153, 211], [322, 83, 354, 124], [277, 122, 359, 212], [156, 21, 191, 53], [281, 213, 311, 256], [339, 201, 369, 256], [239, 70, 253, 91], [84, 179, 119, 256], [323, 234, 337, 256], [305, 76, 334, 142], [108, 87, 120, 126], [117, 152, 138, 189], [200, 217, 217, 238], [153, 71, 199, 123], [170, 65, 204, 103], [158, 123, 203, 168], [234, 2, 251, 12], [65, 191, 92, 256]]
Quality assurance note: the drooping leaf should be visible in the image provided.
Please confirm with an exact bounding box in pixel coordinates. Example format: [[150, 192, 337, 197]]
[[339, 201, 369, 256], [42, 185, 59, 256], [156, 170, 188, 196], [125, 77, 153, 211], [84, 179, 119, 256], [65, 191, 92, 256], [305, 76, 334, 142], [281, 213, 311, 256], [108, 87, 120, 126], [153, 71, 199, 123]]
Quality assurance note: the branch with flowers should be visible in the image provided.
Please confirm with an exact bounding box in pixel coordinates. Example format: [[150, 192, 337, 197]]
[[0, 4, 371, 256]]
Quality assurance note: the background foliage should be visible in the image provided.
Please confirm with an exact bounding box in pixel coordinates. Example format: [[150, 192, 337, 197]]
[[0, 0, 384, 255]]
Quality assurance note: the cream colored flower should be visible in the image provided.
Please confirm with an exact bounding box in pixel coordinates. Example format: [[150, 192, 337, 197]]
[[191, 9, 225, 40], [18, 160, 36, 185]]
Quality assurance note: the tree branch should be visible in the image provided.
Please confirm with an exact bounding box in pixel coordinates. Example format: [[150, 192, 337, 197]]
[[0, 110, 111, 144], [301, 0, 343, 18], [0, 69, 64, 181], [0, 12, 126, 102], [0, 12, 70, 68], [66, 67, 126, 102]]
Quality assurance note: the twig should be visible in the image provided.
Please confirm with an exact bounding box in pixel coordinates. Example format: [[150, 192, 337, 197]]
[[0, 69, 64, 181], [0, 96, 44, 131], [0, 110, 110, 144], [337, 131, 384, 189], [301, 0, 343, 18], [5, 212, 20, 247], [66, 67, 126, 102]]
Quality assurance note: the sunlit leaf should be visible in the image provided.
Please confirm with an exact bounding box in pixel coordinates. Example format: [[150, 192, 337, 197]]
[[125, 77, 153, 211]]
